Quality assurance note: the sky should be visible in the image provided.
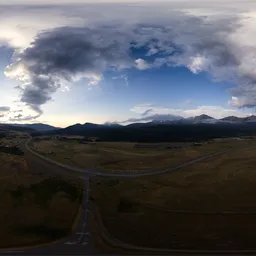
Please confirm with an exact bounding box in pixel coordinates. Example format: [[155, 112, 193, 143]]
[[1, 0, 256, 127]]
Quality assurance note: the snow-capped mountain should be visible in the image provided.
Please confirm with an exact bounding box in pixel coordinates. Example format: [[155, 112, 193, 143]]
[[150, 114, 256, 125], [187, 114, 219, 124], [150, 114, 185, 124]]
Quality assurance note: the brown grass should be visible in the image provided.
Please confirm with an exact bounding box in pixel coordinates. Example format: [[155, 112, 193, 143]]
[[31, 139, 255, 171], [0, 152, 83, 249], [90, 143, 256, 250]]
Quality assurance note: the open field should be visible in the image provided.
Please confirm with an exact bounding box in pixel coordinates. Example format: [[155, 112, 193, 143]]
[[91, 143, 256, 250], [0, 132, 28, 147], [30, 138, 255, 171], [0, 148, 83, 249]]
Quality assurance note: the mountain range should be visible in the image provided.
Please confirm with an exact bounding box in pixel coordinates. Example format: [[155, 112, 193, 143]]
[[150, 114, 256, 124], [2, 114, 256, 133], [7, 123, 59, 132], [43, 114, 256, 143], [1, 114, 256, 142], [127, 114, 256, 125]]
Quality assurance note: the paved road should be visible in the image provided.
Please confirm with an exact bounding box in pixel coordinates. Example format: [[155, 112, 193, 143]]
[[1, 138, 255, 255], [0, 139, 97, 255], [24, 137, 249, 178]]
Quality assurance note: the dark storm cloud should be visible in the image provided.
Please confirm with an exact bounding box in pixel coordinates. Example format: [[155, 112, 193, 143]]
[[4, 4, 256, 116], [6, 16, 236, 116], [6, 26, 133, 114], [23, 27, 130, 74]]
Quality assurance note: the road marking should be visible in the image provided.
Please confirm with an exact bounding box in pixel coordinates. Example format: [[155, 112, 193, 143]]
[[65, 241, 78, 245], [76, 232, 89, 235]]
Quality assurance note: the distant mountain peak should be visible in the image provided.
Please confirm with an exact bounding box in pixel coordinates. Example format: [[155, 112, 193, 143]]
[[150, 114, 184, 123], [83, 122, 100, 127], [196, 114, 215, 119], [104, 122, 122, 127], [221, 116, 242, 122], [188, 114, 216, 124]]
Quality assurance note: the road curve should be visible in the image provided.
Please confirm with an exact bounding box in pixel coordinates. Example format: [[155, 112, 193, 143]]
[[24, 137, 252, 177], [0, 138, 96, 255], [2, 137, 256, 255], [92, 201, 256, 255]]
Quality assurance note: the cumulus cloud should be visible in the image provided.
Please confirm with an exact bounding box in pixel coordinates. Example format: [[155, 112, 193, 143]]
[[135, 58, 150, 70], [4, 26, 134, 114], [3, 2, 256, 119]]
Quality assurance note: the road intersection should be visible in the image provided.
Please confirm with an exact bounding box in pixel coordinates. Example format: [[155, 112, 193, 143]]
[[1, 137, 256, 255]]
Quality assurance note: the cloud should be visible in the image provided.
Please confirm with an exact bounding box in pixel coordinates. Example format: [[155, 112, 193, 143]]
[[121, 113, 184, 124], [4, 26, 134, 114], [0, 106, 10, 112], [13, 109, 23, 113], [8, 111, 41, 122], [141, 109, 153, 116], [8, 112, 41, 121], [181, 105, 251, 118], [3, 2, 256, 119], [0, 103, 42, 122], [0, 106, 10, 120], [131, 103, 174, 115], [14, 114, 22, 118], [126, 103, 252, 123], [112, 74, 129, 87], [135, 58, 150, 70]]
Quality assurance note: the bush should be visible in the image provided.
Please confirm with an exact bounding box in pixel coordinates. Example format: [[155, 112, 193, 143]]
[[118, 198, 137, 213]]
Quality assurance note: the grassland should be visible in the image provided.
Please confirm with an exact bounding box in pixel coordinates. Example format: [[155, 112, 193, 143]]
[[90, 142, 256, 250], [30, 138, 255, 172], [0, 141, 83, 249]]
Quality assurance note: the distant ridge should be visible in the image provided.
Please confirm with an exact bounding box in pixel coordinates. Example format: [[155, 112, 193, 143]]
[[40, 114, 256, 143], [58, 114, 255, 129], [0, 124, 35, 132], [7, 123, 59, 132], [220, 116, 243, 122]]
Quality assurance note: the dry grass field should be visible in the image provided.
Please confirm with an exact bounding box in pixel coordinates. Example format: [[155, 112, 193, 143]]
[[31, 138, 255, 171], [0, 150, 83, 249], [90, 143, 256, 250]]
